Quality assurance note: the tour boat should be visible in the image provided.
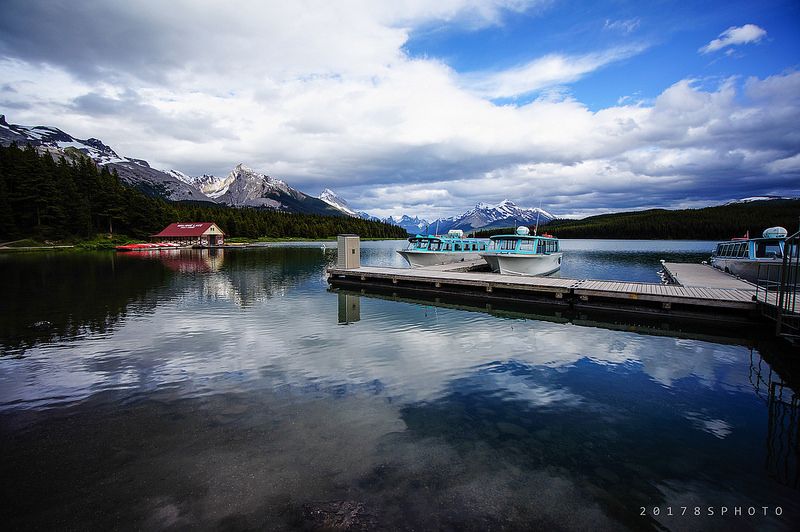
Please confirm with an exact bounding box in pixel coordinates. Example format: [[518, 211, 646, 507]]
[[397, 229, 489, 268], [480, 226, 562, 276], [710, 226, 796, 282]]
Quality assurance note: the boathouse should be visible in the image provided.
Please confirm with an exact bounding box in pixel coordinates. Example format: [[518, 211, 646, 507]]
[[151, 222, 225, 246]]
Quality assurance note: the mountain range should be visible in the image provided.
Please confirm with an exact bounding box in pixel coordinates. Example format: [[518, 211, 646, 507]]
[[0, 114, 555, 230], [317, 188, 555, 234]]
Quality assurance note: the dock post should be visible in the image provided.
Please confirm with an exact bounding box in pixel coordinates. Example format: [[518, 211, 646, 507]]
[[337, 234, 360, 269]]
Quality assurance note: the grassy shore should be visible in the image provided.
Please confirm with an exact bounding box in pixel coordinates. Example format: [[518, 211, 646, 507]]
[[1, 234, 405, 252]]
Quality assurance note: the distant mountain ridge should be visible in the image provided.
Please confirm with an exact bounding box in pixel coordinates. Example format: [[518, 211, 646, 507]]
[[0, 115, 340, 216], [316, 188, 557, 234], [0, 115, 207, 201], [1, 115, 561, 231], [427, 200, 554, 234]]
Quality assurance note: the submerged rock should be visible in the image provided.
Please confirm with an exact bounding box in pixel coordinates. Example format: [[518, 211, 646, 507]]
[[302, 500, 375, 530]]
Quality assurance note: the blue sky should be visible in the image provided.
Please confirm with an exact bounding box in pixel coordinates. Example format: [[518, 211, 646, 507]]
[[0, 0, 798, 219], [406, 0, 799, 107]]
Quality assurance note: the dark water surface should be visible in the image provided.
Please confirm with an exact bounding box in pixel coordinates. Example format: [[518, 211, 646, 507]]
[[1, 242, 798, 531]]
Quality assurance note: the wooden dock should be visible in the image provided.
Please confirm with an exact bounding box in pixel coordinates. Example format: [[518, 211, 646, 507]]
[[660, 262, 755, 289], [328, 264, 758, 319]]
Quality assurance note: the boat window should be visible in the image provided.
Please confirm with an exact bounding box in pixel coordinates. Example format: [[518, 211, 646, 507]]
[[419, 240, 429, 249], [715, 244, 722, 255], [500, 239, 517, 251], [444, 243, 451, 251], [429, 241, 441, 251], [755, 241, 783, 258], [736, 243, 746, 257], [722, 244, 730, 256], [454, 243, 461, 251], [520, 240, 534, 252]]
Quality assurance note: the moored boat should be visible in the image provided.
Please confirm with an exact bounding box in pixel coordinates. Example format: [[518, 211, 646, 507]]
[[479, 226, 562, 276], [710, 226, 796, 282], [397, 230, 489, 268]]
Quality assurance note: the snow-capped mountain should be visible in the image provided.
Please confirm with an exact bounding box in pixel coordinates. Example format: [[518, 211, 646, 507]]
[[319, 188, 358, 217], [385, 214, 429, 235], [428, 200, 555, 234], [0, 115, 207, 201], [0, 115, 559, 223], [725, 196, 798, 204], [210, 164, 341, 215], [172, 172, 234, 199], [314, 190, 555, 234], [358, 211, 382, 222]]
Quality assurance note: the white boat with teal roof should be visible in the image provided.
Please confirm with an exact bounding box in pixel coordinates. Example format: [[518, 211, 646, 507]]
[[397, 229, 490, 268], [480, 226, 562, 276]]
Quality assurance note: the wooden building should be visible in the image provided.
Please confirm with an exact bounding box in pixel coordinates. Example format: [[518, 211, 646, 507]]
[[151, 222, 225, 247]]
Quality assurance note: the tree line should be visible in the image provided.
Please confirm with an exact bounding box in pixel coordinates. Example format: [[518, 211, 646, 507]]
[[0, 144, 407, 241], [473, 201, 800, 240]]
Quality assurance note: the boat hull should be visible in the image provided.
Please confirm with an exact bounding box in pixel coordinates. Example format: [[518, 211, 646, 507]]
[[397, 250, 482, 268], [710, 257, 789, 283], [480, 252, 562, 276]]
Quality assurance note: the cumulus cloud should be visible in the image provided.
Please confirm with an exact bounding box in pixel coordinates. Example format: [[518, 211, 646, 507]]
[[699, 24, 767, 54], [0, 2, 796, 219]]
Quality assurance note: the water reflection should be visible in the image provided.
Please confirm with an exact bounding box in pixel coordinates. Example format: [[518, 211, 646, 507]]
[[338, 293, 361, 324], [1, 247, 799, 530], [750, 348, 800, 489]]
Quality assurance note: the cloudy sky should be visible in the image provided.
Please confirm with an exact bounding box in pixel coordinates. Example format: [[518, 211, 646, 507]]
[[1, 0, 798, 219]]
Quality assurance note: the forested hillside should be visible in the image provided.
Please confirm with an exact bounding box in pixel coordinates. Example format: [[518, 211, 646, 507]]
[[0, 144, 407, 241], [473, 201, 800, 240]]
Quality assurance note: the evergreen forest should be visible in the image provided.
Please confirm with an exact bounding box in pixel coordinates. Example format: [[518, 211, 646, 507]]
[[0, 144, 407, 241], [474, 200, 800, 240]]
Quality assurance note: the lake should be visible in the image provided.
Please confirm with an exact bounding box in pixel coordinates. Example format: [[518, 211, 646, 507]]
[[1, 240, 798, 531]]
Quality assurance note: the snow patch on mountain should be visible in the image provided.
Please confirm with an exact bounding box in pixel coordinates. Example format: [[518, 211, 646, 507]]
[[427, 200, 555, 233], [385, 214, 429, 234], [726, 196, 798, 204], [319, 188, 358, 216]]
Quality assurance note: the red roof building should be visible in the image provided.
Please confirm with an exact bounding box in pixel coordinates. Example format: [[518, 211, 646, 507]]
[[151, 222, 225, 246]]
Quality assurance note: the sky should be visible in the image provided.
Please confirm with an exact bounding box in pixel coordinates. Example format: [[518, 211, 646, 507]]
[[0, 0, 799, 220]]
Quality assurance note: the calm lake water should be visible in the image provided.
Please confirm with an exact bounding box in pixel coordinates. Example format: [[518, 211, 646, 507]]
[[1, 240, 798, 531]]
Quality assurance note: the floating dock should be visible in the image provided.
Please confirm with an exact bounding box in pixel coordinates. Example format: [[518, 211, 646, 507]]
[[328, 263, 758, 321], [660, 261, 755, 289]]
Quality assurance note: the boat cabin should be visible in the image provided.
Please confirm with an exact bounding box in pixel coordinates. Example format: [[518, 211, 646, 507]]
[[405, 235, 489, 252], [488, 227, 560, 254], [713, 239, 786, 260]]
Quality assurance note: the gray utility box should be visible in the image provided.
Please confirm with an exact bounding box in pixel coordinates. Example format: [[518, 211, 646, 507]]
[[337, 235, 361, 269]]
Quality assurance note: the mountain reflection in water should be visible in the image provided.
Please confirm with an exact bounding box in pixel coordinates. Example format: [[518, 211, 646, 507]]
[[0, 243, 798, 531]]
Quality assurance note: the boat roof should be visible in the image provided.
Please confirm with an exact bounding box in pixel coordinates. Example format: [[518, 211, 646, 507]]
[[409, 234, 483, 241], [489, 233, 557, 240], [717, 237, 784, 244]]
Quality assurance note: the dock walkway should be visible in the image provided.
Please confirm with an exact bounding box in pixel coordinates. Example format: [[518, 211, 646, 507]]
[[661, 262, 754, 289], [328, 264, 757, 316]]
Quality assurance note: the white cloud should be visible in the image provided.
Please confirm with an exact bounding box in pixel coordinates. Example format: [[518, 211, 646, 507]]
[[0, 3, 797, 219], [603, 18, 640, 34], [699, 24, 767, 54], [462, 45, 648, 99]]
